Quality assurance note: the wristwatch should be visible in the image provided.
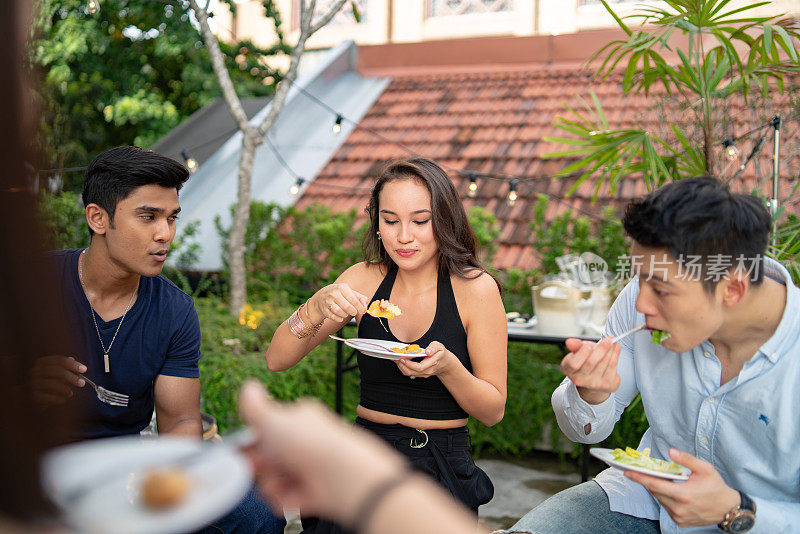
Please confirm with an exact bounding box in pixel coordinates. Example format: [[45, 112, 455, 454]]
[[718, 490, 756, 533]]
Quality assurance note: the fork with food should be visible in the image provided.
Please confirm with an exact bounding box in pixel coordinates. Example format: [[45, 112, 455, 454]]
[[366, 299, 402, 333]]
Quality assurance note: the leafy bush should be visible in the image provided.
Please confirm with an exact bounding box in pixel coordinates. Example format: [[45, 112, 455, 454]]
[[469, 206, 501, 264], [197, 298, 648, 458], [39, 190, 90, 250], [215, 201, 368, 305], [529, 194, 628, 281]]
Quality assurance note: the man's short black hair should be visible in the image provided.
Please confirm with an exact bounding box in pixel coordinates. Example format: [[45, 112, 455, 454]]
[[82, 146, 190, 233], [623, 176, 772, 292]]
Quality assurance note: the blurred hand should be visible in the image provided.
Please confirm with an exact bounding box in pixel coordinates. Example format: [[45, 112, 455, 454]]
[[561, 337, 621, 405], [395, 341, 457, 379], [239, 381, 405, 525], [625, 449, 740, 527], [310, 283, 369, 324], [30, 355, 86, 406]]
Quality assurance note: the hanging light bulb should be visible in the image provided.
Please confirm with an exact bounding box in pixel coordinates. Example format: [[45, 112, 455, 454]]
[[181, 150, 198, 174], [507, 179, 518, 206], [86, 0, 100, 14], [722, 139, 738, 161], [332, 114, 343, 135], [289, 178, 305, 196], [467, 175, 478, 198]]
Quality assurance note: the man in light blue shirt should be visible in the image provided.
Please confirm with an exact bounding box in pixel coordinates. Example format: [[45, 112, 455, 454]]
[[497, 177, 800, 534]]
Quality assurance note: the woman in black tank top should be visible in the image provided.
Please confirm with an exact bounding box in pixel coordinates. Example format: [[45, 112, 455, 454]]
[[265, 158, 507, 533]]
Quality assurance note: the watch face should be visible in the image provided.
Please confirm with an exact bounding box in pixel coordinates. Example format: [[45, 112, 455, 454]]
[[730, 514, 756, 533]]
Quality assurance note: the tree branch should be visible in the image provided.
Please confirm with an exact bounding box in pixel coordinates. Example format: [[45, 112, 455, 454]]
[[310, 0, 349, 34], [187, 0, 250, 132], [254, 0, 347, 138]]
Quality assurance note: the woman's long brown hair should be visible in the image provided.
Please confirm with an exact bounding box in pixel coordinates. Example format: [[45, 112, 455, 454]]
[[362, 158, 501, 293]]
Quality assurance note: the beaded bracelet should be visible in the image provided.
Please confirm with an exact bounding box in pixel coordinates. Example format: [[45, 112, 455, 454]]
[[288, 301, 324, 339], [350, 471, 414, 534]]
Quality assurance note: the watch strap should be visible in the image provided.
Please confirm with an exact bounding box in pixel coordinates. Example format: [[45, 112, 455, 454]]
[[737, 491, 756, 513]]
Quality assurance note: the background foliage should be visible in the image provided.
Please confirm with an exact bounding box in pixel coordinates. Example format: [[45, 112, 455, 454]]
[[545, 0, 800, 198], [30, 0, 287, 190], [40, 197, 645, 458], [38, 195, 643, 457]]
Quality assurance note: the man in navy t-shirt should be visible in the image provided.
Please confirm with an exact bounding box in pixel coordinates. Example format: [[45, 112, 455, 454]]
[[33, 146, 285, 533]]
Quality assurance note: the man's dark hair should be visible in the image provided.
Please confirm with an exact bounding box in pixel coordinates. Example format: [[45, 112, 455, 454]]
[[623, 176, 772, 292], [82, 146, 190, 233]]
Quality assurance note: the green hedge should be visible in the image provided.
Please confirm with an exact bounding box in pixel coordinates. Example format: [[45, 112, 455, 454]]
[[196, 298, 649, 458]]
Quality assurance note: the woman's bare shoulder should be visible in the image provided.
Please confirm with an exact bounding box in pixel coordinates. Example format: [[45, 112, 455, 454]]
[[338, 262, 387, 293], [451, 269, 501, 297]]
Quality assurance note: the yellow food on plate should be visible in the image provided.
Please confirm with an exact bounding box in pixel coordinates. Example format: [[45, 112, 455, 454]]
[[141, 467, 191, 509], [390, 344, 421, 354], [367, 299, 402, 319], [610, 447, 685, 475]]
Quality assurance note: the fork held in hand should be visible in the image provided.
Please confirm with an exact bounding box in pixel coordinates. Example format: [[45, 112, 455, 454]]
[[80, 375, 129, 407], [612, 323, 647, 343]]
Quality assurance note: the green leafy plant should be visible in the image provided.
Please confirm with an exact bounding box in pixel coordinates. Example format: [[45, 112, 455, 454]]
[[769, 213, 800, 284], [215, 201, 368, 305], [30, 0, 285, 190], [38, 190, 90, 250], [544, 0, 800, 196], [529, 194, 629, 282], [196, 298, 647, 458], [469, 206, 502, 264]]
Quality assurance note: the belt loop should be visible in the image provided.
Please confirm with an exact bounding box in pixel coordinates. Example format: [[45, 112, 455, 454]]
[[447, 433, 453, 453]]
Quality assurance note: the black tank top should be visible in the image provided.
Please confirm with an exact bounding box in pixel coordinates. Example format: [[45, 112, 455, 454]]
[[358, 265, 471, 420]]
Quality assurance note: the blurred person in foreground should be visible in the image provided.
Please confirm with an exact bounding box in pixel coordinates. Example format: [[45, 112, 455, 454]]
[[497, 177, 800, 534], [265, 157, 507, 532], [0, 0, 75, 530]]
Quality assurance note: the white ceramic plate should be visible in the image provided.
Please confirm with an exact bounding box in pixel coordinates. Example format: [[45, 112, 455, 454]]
[[590, 448, 691, 481], [344, 337, 426, 360], [42, 436, 252, 534]]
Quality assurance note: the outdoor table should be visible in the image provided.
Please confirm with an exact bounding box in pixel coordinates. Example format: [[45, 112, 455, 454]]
[[332, 320, 602, 482]]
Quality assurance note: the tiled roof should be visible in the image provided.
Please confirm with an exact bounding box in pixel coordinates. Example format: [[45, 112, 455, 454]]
[[296, 42, 799, 271]]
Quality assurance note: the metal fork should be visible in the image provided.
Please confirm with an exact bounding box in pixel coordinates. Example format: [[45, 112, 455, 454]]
[[328, 334, 389, 352], [80, 375, 129, 407]]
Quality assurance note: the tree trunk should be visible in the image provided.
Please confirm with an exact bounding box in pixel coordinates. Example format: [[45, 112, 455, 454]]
[[189, 0, 350, 315], [228, 130, 258, 315]]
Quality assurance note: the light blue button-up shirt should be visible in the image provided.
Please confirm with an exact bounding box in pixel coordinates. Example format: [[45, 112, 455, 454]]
[[552, 258, 800, 533]]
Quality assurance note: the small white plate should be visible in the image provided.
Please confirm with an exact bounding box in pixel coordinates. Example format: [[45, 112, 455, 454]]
[[42, 436, 252, 534], [590, 447, 691, 481], [344, 338, 426, 360], [507, 316, 537, 330]]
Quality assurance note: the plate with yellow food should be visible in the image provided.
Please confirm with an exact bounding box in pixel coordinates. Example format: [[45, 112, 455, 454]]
[[336, 336, 425, 360], [590, 446, 691, 480], [42, 435, 251, 534]]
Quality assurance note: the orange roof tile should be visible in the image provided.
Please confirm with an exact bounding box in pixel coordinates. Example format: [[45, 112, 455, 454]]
[[297, 45, 800, 271]]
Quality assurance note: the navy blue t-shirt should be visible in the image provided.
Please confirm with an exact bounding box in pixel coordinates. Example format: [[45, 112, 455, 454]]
[[52, 249, 201, 439]]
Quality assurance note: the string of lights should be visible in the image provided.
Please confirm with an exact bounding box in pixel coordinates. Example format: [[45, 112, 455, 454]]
[[34, 55, 786, 224]]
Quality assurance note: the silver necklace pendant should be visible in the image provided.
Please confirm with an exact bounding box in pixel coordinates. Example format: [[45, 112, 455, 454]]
[[79, 250, 137, 373]]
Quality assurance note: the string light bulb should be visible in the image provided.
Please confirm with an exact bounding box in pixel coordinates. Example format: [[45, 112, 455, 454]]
[[181, 150, 198, 174], [507, 179, 518, 206], [332, 114, 343, 135], [467, 175, 478, 198], [289, 178, 305, 196], [87, 0, 100, 14], [722, 139, 738, 160]]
